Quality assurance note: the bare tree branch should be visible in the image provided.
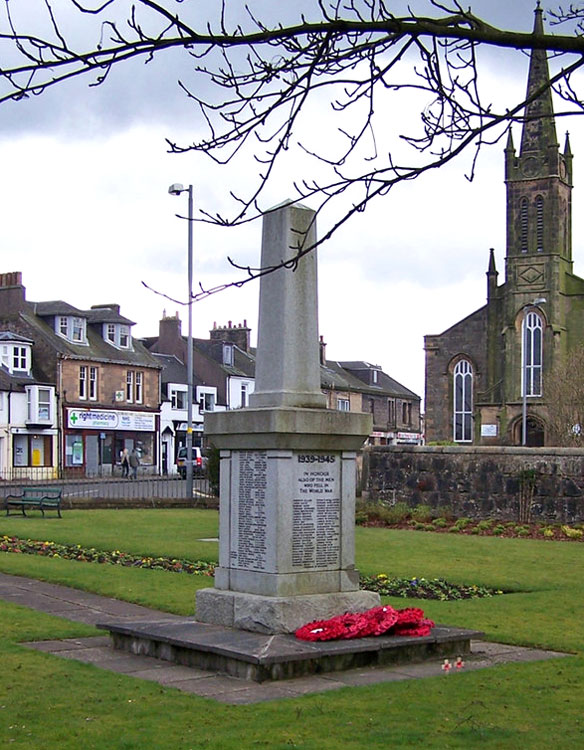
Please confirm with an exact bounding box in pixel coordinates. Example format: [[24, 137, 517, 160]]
[[3, 1, 584, 304]]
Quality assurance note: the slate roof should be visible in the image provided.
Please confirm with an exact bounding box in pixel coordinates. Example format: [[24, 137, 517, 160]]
[[151, 353, 187, 384], [86, 307, 135, 326], [33, 300, 86, 317], [0, 368, 30, 392], [17, 310, 160, 369], [194, 338, 256, 379], [0, 331, 33, 344], [337, 360, 420, 400]]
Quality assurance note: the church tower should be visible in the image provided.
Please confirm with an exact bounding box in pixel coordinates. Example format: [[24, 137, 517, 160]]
[[504, 4, 573, 307], [501, 3, 577, 440], [424, 5, 584, 446]]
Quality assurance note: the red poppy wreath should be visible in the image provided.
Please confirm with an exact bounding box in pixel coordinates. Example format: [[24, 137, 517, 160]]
[[295, 605, 435, 642]]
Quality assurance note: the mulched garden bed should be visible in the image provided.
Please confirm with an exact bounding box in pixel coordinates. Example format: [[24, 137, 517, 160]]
[[359, 518, 584, 541]]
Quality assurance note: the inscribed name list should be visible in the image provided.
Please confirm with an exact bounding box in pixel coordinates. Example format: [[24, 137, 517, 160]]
[[230, 451, 268, 571], [292, 453, 341, 570]]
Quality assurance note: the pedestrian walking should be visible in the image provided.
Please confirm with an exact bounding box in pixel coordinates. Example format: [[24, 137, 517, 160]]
[[129, 448, 140, 480], [121, 448, 130, 478]]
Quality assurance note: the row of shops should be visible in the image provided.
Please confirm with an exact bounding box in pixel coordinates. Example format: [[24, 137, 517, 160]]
[[4, 405, 200, 479]]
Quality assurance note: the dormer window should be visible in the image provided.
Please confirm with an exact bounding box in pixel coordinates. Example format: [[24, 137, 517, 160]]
[[119, 326, 130, 348], [106, 323, 116, 343], [1, 342, 32, 375], [223, 343, 234, 366], [103, 323, 131, 349], [56, 316, 87, 344], [13, 346, 28, 371], [72, 317, 84, 342]]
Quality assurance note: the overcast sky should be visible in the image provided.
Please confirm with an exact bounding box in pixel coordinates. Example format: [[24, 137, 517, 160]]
[[1, 1, 583, 405]]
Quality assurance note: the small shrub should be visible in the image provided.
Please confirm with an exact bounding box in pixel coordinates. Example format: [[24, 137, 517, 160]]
[[354, 501, 387, 524], [517, 528, 531, 537], [540, 527, 555, 538], [440, 506, 457, 521], [492, 525, 505, 535], [470, 527, 480, 535], [355, 509, 369, 525], [476, 519, 493, 531], [382, 501, 411, 524], [448, 525, 461, 533], [453, 517, 471, 530], [410, 504, 433, 523], [432, 517, 448, 528], [411, 521, 426, 530], [562, 525, 583, 539]]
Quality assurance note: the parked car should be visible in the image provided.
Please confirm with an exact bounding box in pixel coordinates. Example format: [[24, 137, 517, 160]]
[[176, 446, 207, 478]]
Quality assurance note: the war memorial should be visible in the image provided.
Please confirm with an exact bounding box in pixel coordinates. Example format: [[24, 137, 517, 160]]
[[101, 201, 478, 681]]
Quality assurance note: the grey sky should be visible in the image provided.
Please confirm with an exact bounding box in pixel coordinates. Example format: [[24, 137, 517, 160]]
[[0, 1, 582, 401]]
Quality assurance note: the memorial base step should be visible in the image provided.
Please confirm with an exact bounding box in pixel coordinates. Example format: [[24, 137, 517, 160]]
[[98, 618, 483, 683]]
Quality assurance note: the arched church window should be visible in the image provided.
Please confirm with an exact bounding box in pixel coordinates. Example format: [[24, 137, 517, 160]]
[[536, 195, 544, 252], [522, 311, 543, 397], [453, 360, 473, 442], [520, 198, 529, 253]]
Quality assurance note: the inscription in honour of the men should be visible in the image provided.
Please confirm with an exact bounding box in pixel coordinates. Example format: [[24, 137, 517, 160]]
[[292, 453, 341, 569], [230, 451, 267, 571]]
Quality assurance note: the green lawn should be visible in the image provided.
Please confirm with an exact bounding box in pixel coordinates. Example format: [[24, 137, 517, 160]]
[[1, 509, 583, 749]]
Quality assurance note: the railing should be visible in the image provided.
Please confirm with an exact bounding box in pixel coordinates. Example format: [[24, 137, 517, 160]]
[[0, 469, 218, 507]]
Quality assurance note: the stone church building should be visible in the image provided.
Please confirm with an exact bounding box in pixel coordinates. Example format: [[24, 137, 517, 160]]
[[424, 6, 584, 446]]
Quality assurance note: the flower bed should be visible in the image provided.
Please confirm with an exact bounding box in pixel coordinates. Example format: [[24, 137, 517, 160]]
[[0, 535, 215, 575], [356, 504, 584, 541], [361, 573, 502, 600], [0, 535, 502, 600]]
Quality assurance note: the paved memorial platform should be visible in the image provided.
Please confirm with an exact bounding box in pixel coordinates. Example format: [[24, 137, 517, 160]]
[[98, 617, 483, 682], [2, 573, 570, 704]]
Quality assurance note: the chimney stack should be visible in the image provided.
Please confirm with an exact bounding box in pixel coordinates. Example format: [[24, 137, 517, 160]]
[[210, 320, 251, 352], [0, 271, 27, 314]]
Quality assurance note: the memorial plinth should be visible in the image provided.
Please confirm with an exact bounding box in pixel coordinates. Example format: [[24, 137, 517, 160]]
[[197, 200, 379, 634], [198, 408, 378, 632]]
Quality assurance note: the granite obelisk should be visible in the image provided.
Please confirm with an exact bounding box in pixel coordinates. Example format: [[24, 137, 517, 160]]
[[197, 200, 379, 633]]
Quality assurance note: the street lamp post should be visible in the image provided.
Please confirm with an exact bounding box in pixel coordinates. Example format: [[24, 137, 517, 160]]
[[169, 183, 194, 500], [522, 296, 546, 446]]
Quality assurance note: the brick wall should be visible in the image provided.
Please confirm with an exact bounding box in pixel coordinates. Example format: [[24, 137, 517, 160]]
[[363, 444, 584, 523]]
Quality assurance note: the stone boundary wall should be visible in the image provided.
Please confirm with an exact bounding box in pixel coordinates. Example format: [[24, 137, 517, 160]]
[[362, 445, 584, 523]]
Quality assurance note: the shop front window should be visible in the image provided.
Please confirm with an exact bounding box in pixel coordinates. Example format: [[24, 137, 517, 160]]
[[134, 434, 154, 464], [13, 434, 52, 467], [65, 434, 84, 467]]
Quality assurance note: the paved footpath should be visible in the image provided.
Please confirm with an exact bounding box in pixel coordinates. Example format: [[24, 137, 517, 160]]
[[0, 572, 571, 705]]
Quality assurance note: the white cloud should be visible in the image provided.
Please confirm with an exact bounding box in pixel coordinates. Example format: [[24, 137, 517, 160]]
[[1, 1, 584, 409]]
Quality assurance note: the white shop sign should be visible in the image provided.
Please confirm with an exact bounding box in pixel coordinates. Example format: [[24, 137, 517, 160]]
[[67, 409, 156, 431], [397, 432, 420, 443]]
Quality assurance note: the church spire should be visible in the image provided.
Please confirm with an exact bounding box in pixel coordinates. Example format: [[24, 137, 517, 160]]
[[520, 3, 558, 155], [487, 247, 498, 302]]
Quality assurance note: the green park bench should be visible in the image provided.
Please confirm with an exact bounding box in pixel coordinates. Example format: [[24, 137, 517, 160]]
[[4, 486, 63, 518]]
